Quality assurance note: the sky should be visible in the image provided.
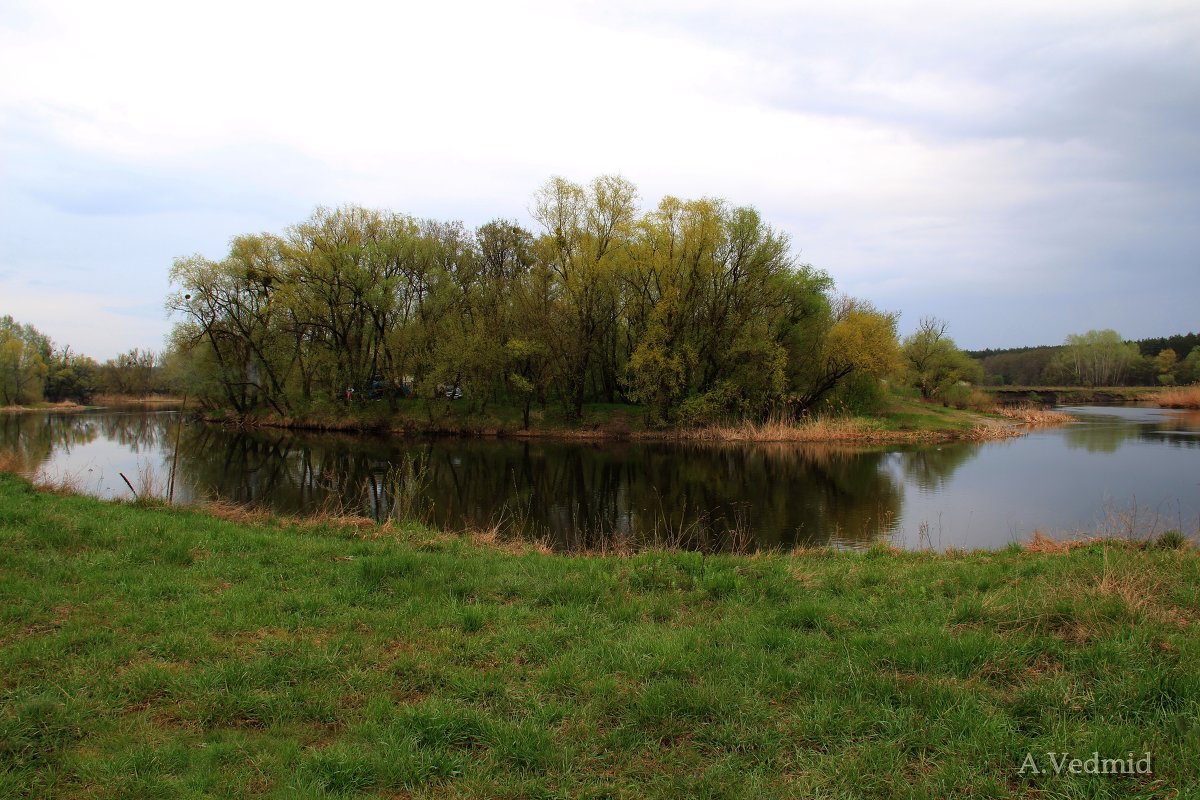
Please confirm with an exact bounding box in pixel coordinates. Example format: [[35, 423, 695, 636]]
[[1, 0, 1197, 360]]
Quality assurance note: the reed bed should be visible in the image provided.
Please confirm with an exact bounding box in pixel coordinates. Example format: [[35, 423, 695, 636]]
[[676, 415, 882, 442], [676, 414, 1040, 444], [1157, 385, 1200, 409], [993, 405, 1075, 426]]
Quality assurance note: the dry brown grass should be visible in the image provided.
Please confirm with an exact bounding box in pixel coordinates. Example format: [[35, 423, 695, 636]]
[[675, 415, 882, 443], [203, 500, 276, 526], [469, 524, 554, 556], [0, 449, 27, 473], [1157, 385, 1200, 409], [0, 400, 88, 414], [993, 405, 1075, 426], [32, 470, 87, 496], [1022, 530, 1098, 554], [92, 393, 185, 406]]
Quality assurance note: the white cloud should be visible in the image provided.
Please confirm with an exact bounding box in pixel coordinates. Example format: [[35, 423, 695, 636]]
[[1, 0, 1197, 352]]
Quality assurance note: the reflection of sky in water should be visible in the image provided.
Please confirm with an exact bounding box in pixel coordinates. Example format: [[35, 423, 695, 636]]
[[5, 406, 1198, 551], [39, 436, 196, 503], [25, 411, 199, 505], [888, 407, 1200, 549]]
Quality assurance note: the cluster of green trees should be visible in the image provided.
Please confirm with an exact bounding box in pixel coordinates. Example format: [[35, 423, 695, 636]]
[[972, 330, 1200, 387], [898, 317, 983, 402], [167, 177, 910, 425], [0, 315, 168, 406], [0, 317, 49, 405]]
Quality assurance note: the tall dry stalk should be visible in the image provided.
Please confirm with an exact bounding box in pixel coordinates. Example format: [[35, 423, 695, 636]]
[[167, 395, 187, 502]]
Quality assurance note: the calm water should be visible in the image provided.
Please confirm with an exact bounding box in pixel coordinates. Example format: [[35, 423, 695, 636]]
[[2, 405, 1197, 551]]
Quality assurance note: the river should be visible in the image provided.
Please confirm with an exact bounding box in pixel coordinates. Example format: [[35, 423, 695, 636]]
[[2, 405, 1197, 552]]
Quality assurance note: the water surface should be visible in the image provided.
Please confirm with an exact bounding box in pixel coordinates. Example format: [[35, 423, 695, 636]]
[[2, 405, 1196, 551]]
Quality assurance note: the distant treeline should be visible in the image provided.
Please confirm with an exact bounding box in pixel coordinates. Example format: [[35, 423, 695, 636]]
[[0, 315, 170, 405], [968, 331, 1200, 387], [166, 176, 914, 425]]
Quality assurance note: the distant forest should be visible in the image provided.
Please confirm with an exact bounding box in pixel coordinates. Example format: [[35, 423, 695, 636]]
[[968, 332, 1200, 387]]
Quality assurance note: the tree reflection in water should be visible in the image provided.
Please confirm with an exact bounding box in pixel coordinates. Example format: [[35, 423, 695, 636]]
[[163, 426, 917, 551], [7, 407, 1196, 552], [1061, 408, 1200, 453]]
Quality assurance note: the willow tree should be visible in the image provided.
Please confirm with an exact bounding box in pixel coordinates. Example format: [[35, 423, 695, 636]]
[[168, 235, 294, 413], [532, 175, 637, 418], [900, 316, 980, 401], [623, 198, 809, 423], [0, 316, 50, 406], [1061, 329, 1139, 387], [785, 297, 900, 413]]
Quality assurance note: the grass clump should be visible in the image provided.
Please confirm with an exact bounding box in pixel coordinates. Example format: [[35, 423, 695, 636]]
[[0, 472, 1198, 797]]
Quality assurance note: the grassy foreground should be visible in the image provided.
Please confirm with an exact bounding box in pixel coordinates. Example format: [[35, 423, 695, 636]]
[[2, 476, 1197, 798]]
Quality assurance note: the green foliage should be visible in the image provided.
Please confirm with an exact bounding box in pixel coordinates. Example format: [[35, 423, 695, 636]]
[[1181, 346, 1200, 385], [0, 316, 50, 405], [1060, 329, 1141, 387], [675, 381, 747, 426], [784, 296, 900, 414], [901, 317, 982, 402], [43, 347, 98, 403], [1156, 530, 1188, 550], [166, 179, 901, 425], [96, 348, 165, 396], [974, 332, 1199, 388], [822, 372, 889, 415]]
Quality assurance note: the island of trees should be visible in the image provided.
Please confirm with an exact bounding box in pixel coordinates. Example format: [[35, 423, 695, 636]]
[[164, 176, 911, 427], [3, 176, 1196, 423]]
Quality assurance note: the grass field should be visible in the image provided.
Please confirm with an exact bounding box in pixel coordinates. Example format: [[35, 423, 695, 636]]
[[2, 474, 1197, 798]]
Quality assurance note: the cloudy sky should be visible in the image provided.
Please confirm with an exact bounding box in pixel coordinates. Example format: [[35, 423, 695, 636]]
[[1, 0, 1197, 359]]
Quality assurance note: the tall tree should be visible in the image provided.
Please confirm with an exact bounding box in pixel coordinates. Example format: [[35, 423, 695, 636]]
[[0, 316, 51, 405], [1061, 329, 1139, 387], [532, 175, 637, 418]]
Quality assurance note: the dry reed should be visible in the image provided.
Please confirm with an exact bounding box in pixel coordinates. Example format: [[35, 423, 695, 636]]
[[993, 405, 1075, 426], [1157, 385, 1200, 409], [0, 450, 27, 473], [676, 415, 881, 443]]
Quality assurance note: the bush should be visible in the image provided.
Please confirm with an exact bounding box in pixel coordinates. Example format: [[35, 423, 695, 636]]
[[677, 382, 746, 427], [820, 374, 887, 415], [942, 383, 993, 411], [1157, 530, 1189, 550]]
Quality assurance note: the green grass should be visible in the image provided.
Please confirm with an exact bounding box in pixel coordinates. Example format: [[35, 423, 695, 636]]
[[2, 474, 1198, 798], [875, 394, 993, 433]]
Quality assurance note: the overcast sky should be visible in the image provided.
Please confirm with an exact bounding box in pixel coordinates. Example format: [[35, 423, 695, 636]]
[[2, 0, 1197, 359]]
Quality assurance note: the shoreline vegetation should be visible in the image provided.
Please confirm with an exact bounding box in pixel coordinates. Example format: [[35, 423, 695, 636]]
[[0, 471, 1196, 797], [1157, 385, 1200, 409], [0, 394, 188, 414], [199, 394, 1074, 444]]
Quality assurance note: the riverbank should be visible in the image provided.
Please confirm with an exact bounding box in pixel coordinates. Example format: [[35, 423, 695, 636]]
[[0, 400, 88, 414], [0, 395, 187, 415], [202, 395, 1071, 444], [990, 386, 1163, 405], [1, 474, 1196, 797]]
